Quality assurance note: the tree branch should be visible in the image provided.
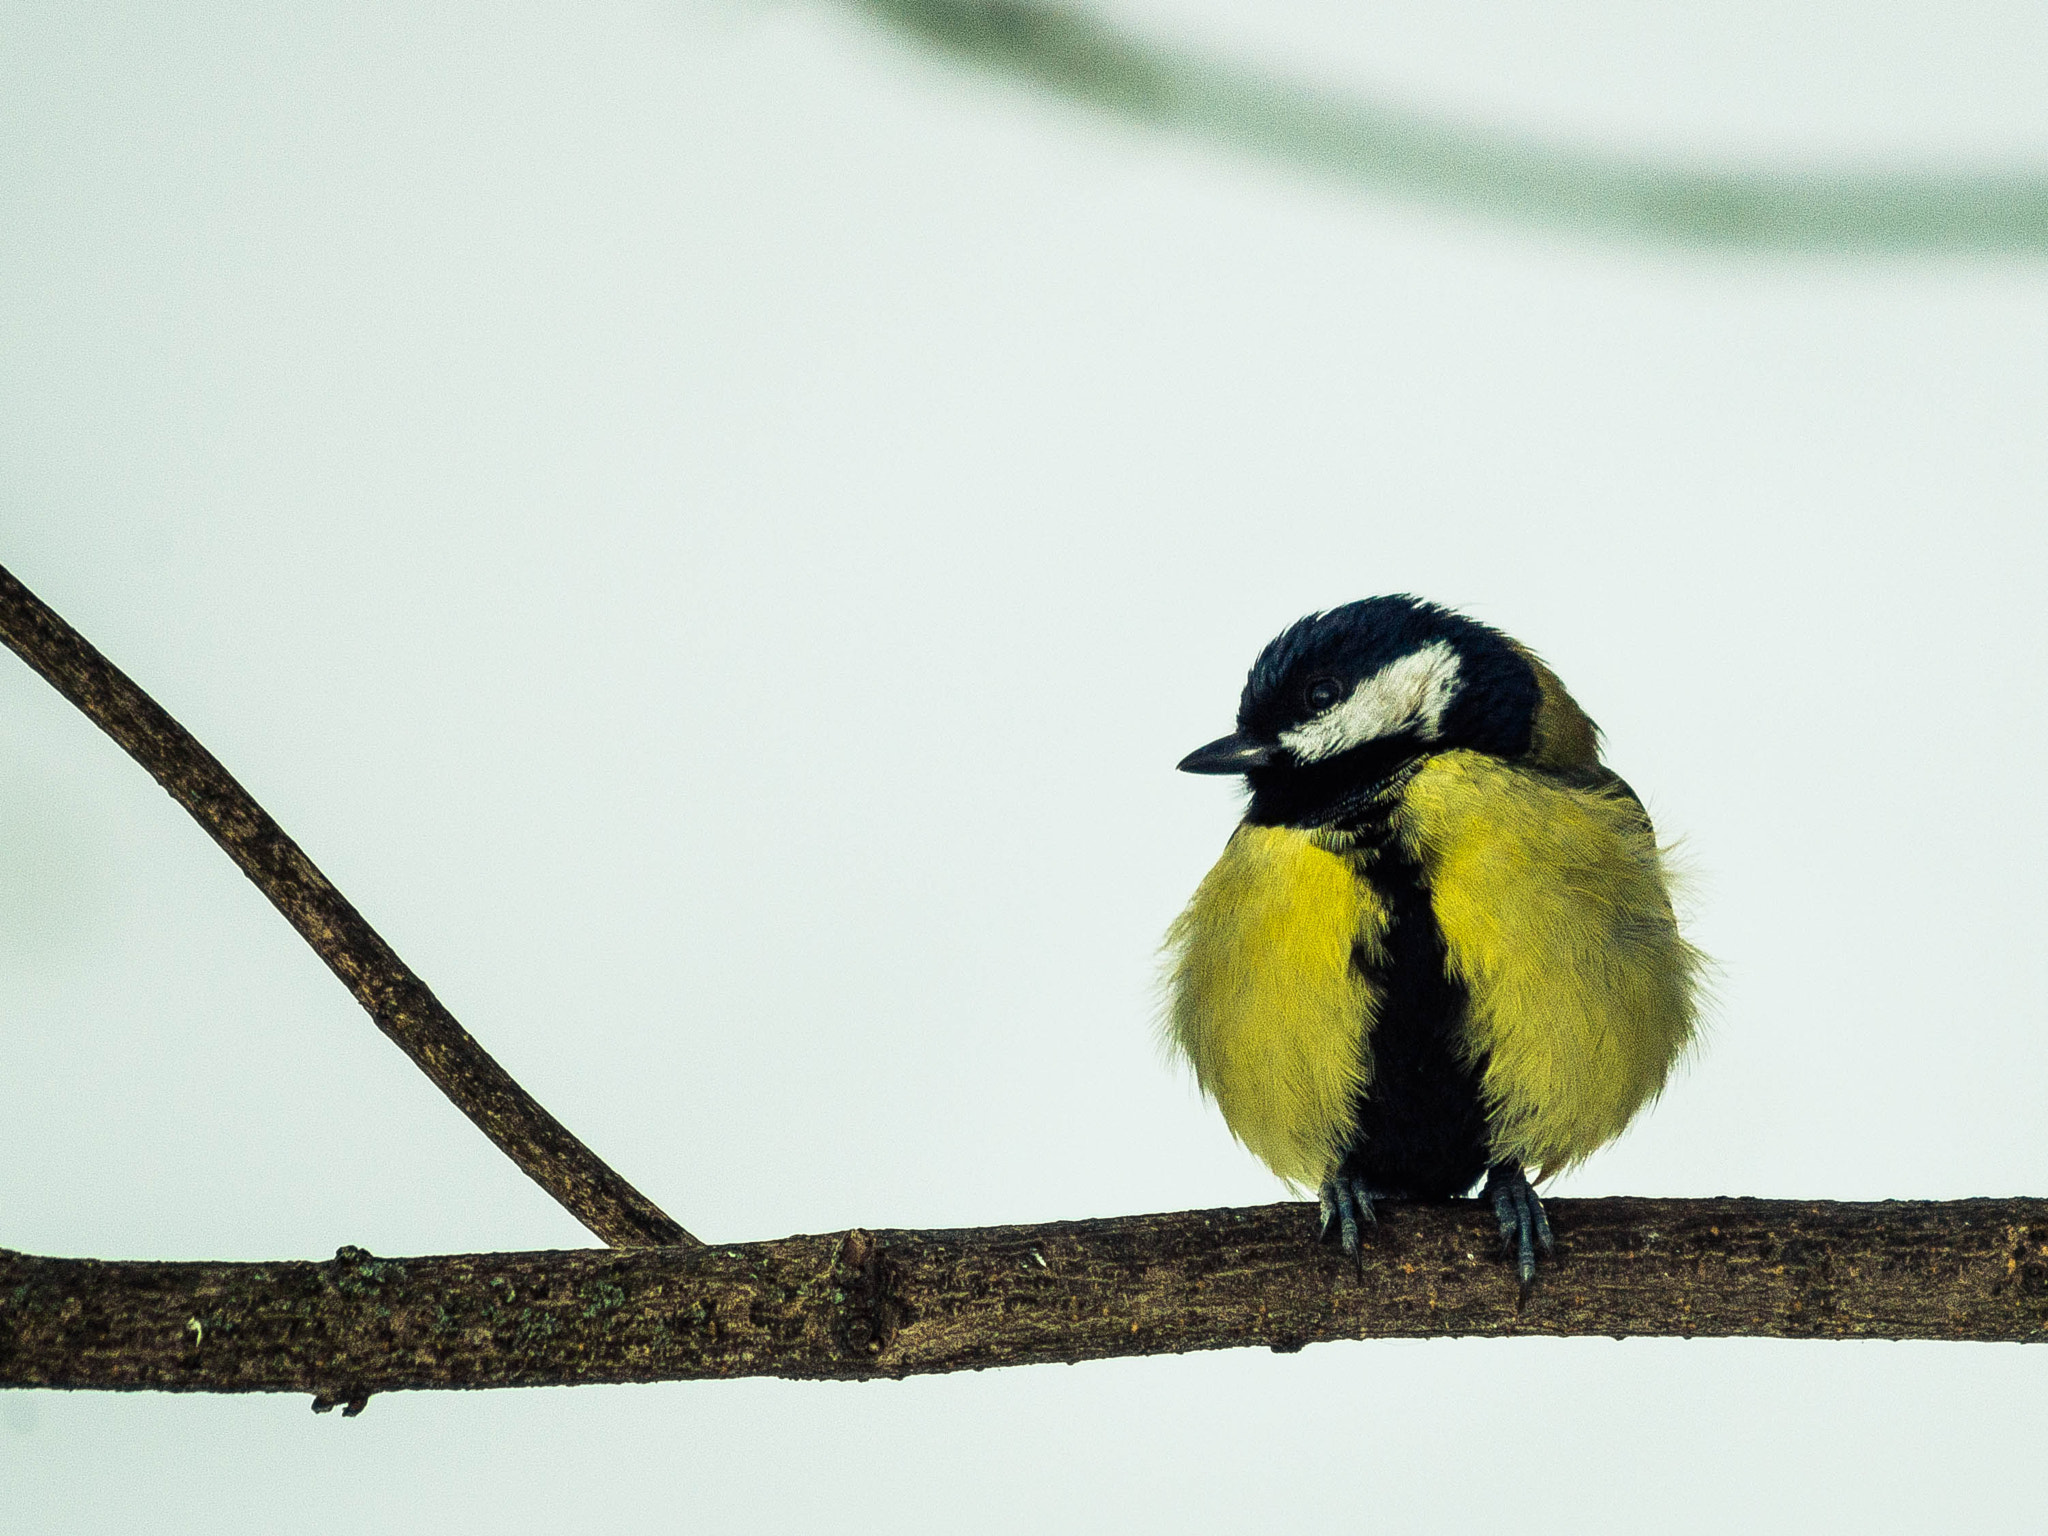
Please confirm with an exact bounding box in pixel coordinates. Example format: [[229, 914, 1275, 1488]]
[[6, 1199, 2043, 1408], [0, 562, 694, 1249], [856, 0, 2048, 253]]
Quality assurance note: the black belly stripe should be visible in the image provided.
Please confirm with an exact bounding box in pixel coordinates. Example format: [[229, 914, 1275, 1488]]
[[1336, 803, 1493, 1199]]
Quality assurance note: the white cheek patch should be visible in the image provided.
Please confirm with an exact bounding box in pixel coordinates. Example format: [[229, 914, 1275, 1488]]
[[1278, 640, 1464, 763]]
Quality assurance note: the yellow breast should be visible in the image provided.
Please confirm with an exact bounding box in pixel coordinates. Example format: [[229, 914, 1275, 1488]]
[[1391, 750, 1702, 1175], [1163, 823, 1386, 1189]]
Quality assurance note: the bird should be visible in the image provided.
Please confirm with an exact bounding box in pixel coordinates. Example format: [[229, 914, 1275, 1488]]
[[1163, 596, 1701, 1282]]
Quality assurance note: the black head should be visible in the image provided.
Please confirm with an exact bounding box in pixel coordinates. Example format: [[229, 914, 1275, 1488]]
[[1178, 596, 1540, 828]]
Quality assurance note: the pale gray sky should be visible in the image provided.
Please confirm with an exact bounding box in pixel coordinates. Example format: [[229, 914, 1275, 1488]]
[[4, 3, 2046, 1531]]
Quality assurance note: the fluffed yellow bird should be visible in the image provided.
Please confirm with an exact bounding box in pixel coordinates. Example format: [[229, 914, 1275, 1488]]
[[1165, 597, 1701, 1281]]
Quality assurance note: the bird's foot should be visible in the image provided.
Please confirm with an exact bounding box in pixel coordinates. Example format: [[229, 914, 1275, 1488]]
[[1317, 1175, 1381, 1272], [1482, 1162, 1554, 1286]]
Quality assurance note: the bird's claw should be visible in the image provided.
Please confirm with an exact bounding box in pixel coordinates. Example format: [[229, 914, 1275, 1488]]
[[1483, 1162, 1553, 1286], [1317, 1175, 1381, 1273]]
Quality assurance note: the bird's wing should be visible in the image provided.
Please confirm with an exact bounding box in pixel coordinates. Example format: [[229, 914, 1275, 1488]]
[[1393, 751, 1701, 1178], [1534, 761, 1657, 838], [1163, 822, 1387, 1191]]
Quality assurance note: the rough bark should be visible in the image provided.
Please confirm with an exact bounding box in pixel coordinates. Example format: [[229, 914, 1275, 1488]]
[[0, 562, 692, 1250], [7, 1198, 2044, 1410]]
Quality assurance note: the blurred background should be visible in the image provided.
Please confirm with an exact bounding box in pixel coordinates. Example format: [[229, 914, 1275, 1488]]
[[4, 2, 2046, 1530]]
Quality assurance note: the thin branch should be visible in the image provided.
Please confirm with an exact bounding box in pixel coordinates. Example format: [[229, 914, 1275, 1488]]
[[5, 1198, 2044, 1408], [856, 0, 2048, 253], [0, 562, 694, 1249]]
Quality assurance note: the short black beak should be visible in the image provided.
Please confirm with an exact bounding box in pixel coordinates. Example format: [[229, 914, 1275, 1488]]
[[1177, 732, 1275, 775]]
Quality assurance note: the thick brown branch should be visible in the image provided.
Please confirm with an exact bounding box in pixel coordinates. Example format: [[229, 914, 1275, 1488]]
[[6, 1199, 2044, 1407], [0, 562, 693, 1249]]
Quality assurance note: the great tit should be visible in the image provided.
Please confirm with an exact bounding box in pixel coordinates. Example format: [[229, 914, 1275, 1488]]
[[1165, 596, 1700, 1281]]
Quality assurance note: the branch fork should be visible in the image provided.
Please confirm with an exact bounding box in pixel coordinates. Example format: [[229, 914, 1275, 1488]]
[[2, 560, 2041, 1408]]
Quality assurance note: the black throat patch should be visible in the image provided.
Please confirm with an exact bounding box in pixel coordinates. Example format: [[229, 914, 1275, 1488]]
[[1333, 796, 1492, 1200]]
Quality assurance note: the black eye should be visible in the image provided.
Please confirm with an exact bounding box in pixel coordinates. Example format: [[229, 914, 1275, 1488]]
[[1305, 676, 1343, 712]]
